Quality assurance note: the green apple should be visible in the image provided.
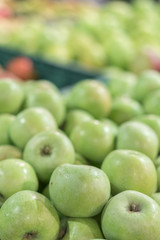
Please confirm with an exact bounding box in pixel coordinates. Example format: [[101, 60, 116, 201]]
[[133, 70, 160, 101], [109, 96, 143, 125], [117, 121, 159, 160], [0, 114, 15, 144], [75, 153, 88, 165], [42, 185, 50, 199], [9, 107, 57, 149], [70, 119, 114, 164], [151, 193, 160, 206], [60, 218, 103, 240], [0, 145, 22, 161], [67, 80, 112, 119], [134, 114, 160, 148], [106, 69, 137, 98], [101, 190, 160, 240], [101, 150, 157, 196], [49, 164, 110, 217], [0, 190, 60, 240], [143, 89, 160, 115], [25, 88, 66, 126], [0, 159, 38, 206], [64, 109, 93, 136], [101, 118, 118, 137], [23, 130, 75, 183], [0, 79, 24, 114]]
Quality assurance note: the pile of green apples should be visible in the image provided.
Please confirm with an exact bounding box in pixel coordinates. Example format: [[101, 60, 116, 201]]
[[1, 68, 160, 240], [1, 0, 160, 71]]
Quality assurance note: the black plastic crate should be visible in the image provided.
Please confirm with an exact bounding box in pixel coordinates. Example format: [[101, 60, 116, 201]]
[[0, 47, 101, 88]]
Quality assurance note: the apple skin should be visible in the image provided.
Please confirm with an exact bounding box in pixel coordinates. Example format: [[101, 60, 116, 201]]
[[101, 118, 118, 137], [151, 193, 160, 206], [0, 159, 39, 206], [101, 150, 157, 196], [60, 218, 103, 240], [49, 164, 110, 218], [156, 166, 160, 192], [133, 70, 160, 102], [101, 190, 160, 240], [75, 152, 88, 165], [64, 109, 94, 136], [0, 145, 22, 161], [67, 80, 112, 119], [134, 114, 160, 148], [109, 96, 143, 125], [117, 121, 159, 160], [0, 79, 24, 114], [0, 190, 60, 240], [70, 119, 114, 164], [0, 114, 15, 144], [9, 107, 57, 150], [23, 130, 75, 183], [25, 88, 66, 126], [143, 89, 160, 115]]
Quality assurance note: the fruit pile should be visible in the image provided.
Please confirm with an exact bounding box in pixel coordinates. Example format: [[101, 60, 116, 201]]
[[1, 68, 160, 240], [1, 0, 160, 72]]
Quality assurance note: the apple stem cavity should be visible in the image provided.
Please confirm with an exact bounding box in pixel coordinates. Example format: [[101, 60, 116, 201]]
[[41, 145, 51, 156], [129, 203, 141, 212], [23, 232, 37, 240]]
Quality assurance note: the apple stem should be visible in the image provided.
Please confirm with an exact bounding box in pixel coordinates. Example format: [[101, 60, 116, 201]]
[[23, 232, 37, 240], [41, 145, 51, 156], [129, 203, 141, 212]]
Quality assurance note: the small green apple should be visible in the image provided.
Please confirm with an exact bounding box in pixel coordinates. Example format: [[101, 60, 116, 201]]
[[134, 114, 160, 148], [109, 96, 143, 124], [0, 159, 38, 206], [49, 164, 110, 217], [25, 88, 66, 126], [101, 150, 157, 195], [0, 114, 15, 144], [23, 130, 75, 183], [60, 218, 103, 240], [70, 119, 115, 164], [151, 193, 160, 206], [101, 190, 160, 240], [64, 109, 93, 136], [0, 145, 22, 161], [67, 80, 112, 119], [0, 190, 60, 240], [9, 107, 57, 149], [133, 70, 160, 102], [143, 89, 160, 115], [0, 79, 24, 114], [117, 121, 159, 160], [106, 70, 137, 98]]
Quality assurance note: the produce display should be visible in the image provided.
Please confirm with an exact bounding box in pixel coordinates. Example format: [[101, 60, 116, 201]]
[[1, 68, 160, 239], [1, 0, 160, 72]]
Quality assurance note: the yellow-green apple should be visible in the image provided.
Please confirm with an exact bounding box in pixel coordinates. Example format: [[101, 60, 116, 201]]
[[117, 121, 159, 160], [67, 80, 112, 119], [101, 150, 157, 196], [143, 89, 160, 115], [23, 130, 75, 183], [0, 79, 24, 114], [0, 159, 38, 206], [63, 109, 93, 136], [60, 218, 103, 240], [0, 114, 15, 144], [109, 96, 143, 125], [70, 119, 115, 164], [9, 107, 57, 149], [101, 190, 160, 240], [49, 164, 110, 217], [0, 145, 22, 161], [0, 190, 60, 240]]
